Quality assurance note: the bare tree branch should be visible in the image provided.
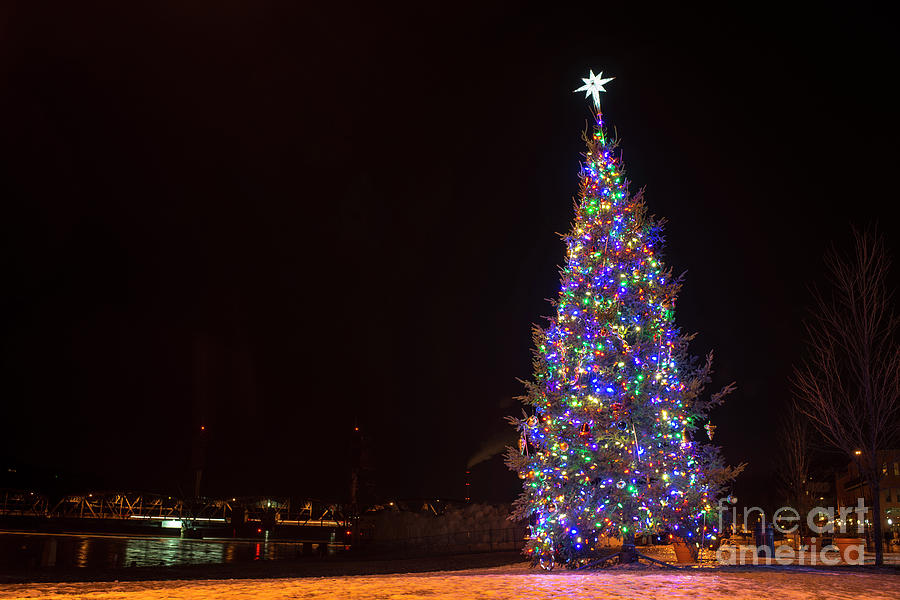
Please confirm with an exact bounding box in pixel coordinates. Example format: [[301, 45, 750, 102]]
[[792, 228, 900, 565]]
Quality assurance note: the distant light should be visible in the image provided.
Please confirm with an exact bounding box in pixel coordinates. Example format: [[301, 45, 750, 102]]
[[354, 427, 359, 431], [201, 425, 206, 431], [854, 450, 862, 455]]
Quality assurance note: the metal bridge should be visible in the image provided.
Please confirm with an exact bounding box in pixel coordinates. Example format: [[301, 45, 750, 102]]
[[0, 489, 347, 529], [0, 489, 48, 517]]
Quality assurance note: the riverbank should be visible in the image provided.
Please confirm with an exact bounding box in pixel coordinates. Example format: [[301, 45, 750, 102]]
[[0, 550, 526, 584]]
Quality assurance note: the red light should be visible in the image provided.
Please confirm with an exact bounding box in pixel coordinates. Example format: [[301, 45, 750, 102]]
[[257, 528, 262, 533]]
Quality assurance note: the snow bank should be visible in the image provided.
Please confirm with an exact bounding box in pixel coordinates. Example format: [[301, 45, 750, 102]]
[[2, 565, 899, 600], [363, 502, 513, 541]]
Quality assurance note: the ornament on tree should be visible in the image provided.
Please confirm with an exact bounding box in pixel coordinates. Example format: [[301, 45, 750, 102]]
[[559, 442, 569, 452], [705, 423, 716, 440], [518, 437, 527, 453], [574, 70, 615, 108], [527, 415, 539, 428], [579, 422, 590, 435], [616, 480, 626, 489]]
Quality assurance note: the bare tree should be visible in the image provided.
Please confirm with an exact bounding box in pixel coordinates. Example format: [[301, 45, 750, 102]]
[[777, 408, 809, 530], [793, 229, 900, 566]]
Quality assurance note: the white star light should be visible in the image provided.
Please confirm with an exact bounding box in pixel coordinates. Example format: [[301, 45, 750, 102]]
[[574, 70, 615, 108]]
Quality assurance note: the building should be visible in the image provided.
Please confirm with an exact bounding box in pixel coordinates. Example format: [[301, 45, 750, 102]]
[[835, 449, 900, 549]]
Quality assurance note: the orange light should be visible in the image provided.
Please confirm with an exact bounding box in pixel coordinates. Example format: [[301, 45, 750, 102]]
[[201, 425, 206, 431]]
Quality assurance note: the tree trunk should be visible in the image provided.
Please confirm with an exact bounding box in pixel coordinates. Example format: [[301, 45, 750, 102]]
[[870, 476, 883, 566], [619, 528, 638, 563]]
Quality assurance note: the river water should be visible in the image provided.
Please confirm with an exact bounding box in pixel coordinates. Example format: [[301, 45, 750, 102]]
[[0, 532, 336, 570]]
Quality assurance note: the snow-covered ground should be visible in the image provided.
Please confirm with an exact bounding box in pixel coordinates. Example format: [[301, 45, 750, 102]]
[[1, 563, 898, 599]]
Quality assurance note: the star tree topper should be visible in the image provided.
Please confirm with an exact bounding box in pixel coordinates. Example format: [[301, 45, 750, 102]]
[[574, 70, 615, 108]]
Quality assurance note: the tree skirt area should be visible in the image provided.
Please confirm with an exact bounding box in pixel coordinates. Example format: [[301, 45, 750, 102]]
[[1, 563, 898, 600]]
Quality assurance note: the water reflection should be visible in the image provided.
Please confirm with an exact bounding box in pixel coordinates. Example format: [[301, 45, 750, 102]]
[[0, 533, 335, 570], [76, 538, 89, 568]]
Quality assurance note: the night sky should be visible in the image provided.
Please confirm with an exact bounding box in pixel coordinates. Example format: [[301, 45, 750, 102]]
[[1, 4, 897, 510]]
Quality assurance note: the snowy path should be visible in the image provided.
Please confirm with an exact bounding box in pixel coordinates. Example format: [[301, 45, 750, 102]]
[[1, 564, 898, 599]]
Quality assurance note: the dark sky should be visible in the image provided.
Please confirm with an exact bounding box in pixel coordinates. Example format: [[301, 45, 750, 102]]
[[1, 3, 897, 508]]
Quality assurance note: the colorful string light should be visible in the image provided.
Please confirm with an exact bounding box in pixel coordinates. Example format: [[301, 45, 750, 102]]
[[507, 91, 735, 568]]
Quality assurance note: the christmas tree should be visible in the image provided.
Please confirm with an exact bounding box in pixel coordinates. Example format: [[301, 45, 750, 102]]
[[507, 71, 741, 569]]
